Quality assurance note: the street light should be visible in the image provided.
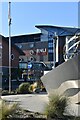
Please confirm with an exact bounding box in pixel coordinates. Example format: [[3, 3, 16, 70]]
[[8, 1, 11, 93]]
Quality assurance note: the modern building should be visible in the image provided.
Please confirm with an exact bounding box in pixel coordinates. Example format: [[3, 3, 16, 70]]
[[1, 25, 80, 89], [36, 25, 80, 65], [7, 25, 80, 66], [0, 35, 25, 79], [6, 33, 44, 62]]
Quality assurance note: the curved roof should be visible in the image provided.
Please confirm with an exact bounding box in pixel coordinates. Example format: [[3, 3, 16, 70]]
[[35, 25, 80, 36]]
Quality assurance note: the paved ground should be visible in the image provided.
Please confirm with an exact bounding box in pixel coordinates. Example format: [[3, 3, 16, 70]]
[[1, 93, 80, 116], [1, 93, 49, 113]]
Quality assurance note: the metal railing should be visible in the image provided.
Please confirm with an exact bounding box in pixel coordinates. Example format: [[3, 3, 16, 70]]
[[63, 34, 80, 61]]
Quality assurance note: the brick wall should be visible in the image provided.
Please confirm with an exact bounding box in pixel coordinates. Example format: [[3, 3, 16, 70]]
[[2, 37, 20, 68]]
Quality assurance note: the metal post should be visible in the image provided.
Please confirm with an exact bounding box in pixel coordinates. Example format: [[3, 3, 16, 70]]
[[53, 32, 57, 68], [53, 37, 56, 68], [8, 1, 11, 93]]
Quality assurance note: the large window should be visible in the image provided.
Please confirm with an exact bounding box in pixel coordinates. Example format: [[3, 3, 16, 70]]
[[48, 43, 53, 48], [48, 49, 53, 53], [48, 53, 53, 61], [19, 63, 28, 69]]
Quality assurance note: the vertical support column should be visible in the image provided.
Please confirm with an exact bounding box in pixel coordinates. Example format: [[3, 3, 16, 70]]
[[56, 36, 58, 63], [65, 36, 69, 61], [53, 37, 56, 68], [53, 32, 58, 68]]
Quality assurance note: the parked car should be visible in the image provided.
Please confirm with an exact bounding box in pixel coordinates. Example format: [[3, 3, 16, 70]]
[[19, 61, 52, 81]]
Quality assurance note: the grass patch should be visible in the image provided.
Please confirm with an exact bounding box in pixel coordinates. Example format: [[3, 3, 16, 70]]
[[0, 99, 19, 120], [44, 93, 68, 119]]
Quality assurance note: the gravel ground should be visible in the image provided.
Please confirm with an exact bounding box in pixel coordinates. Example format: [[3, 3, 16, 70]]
[[7, 109, 47, 119]]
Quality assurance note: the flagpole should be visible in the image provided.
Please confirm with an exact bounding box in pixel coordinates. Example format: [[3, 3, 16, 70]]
[[8, 1, 11, 93]]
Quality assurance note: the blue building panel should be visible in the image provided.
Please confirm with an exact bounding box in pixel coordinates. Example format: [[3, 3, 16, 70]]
[[36, 25, 80, 36]]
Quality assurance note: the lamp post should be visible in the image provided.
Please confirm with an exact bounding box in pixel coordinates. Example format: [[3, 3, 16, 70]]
[[8, 1, 11, 93]]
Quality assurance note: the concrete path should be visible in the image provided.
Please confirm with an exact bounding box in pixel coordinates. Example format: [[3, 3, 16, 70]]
[[1, 94, 80, 116], [1, 94, 49, 113]]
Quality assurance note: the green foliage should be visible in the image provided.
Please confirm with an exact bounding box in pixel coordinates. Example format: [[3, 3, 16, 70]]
[[44, 93, 68, 119], [18, 82, 30, 94], [0, 99, 19, 120], [2, 90, 9, 96], [2, 90, 15, 96], [29, 84, 34, 93], [74, 117, 80, 120]]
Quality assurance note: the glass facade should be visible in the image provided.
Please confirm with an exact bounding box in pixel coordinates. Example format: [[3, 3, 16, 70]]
[[48, 32, 54, 61], [19, 63, 28, 69]]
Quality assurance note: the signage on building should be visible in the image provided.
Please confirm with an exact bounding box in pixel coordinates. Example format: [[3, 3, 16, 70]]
[[28, 63, 32, 69], [24, 48, 47, 56], [36, 48, 47, 55]]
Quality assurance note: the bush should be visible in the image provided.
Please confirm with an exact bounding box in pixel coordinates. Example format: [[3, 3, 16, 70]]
[[2, 90, 9, 96], [0, 99, 19, 120], [18, 82, 30, 94], [44, 93, 68, 119], [2, 90, 15, 96], [29, 84, 34, 93]]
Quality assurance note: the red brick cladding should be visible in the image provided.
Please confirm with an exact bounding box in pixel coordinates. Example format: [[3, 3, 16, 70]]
[[2, 37, 20, 68]]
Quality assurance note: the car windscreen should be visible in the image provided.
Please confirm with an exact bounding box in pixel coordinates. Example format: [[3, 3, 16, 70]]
[[32, 63, 45, 70]]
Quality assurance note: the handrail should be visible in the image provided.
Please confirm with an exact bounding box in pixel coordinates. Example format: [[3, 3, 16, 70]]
[[67, 35, 78, 44], [68, 41, 80, 52], [63, 34, 80, 61]]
